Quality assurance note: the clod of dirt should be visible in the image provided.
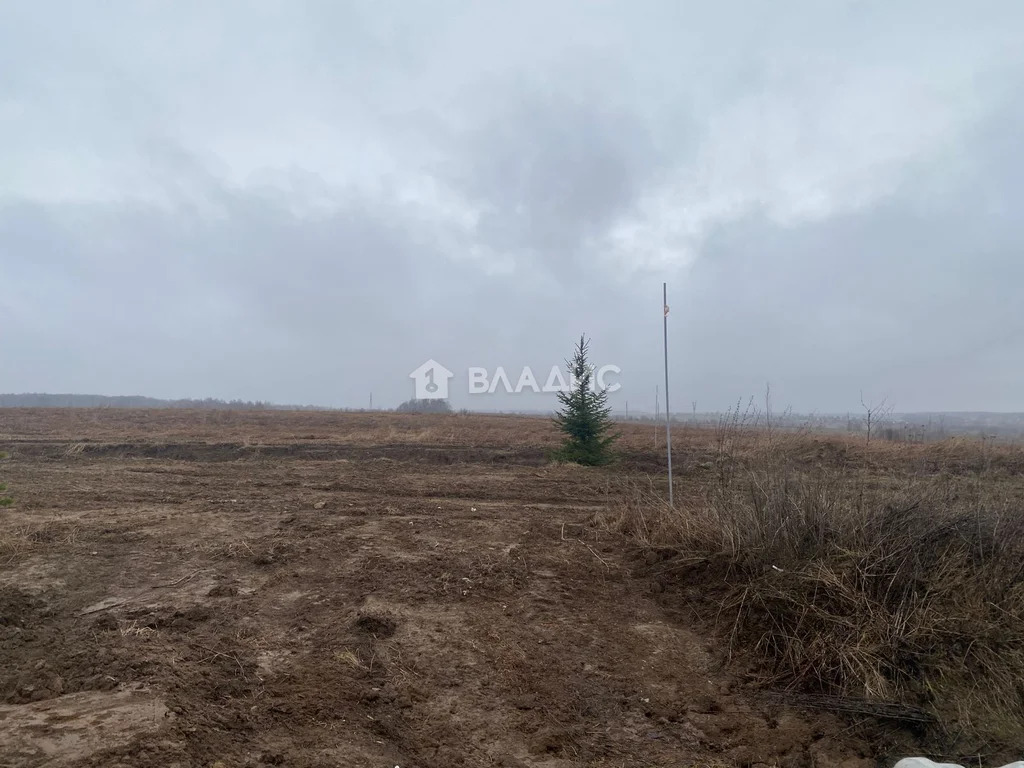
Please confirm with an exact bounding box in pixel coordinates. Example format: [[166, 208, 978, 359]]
[[183, 605, 212, 622], [253, 543, 292, 567], [207, 584, 238, 597], [165, 605, 212, 631], [354, 612, 397, 638], [0, 587, 45, 628], [528, 726, 576, 756], [91, 613, 119, 632]]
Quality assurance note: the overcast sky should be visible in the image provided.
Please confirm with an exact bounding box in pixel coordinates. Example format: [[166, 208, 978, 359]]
[[2, 1, 1023, 412]]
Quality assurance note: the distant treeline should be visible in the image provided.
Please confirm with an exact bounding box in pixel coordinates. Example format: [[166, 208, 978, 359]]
[[617, 410, 1024, 442], [0, 393, 332, 410]]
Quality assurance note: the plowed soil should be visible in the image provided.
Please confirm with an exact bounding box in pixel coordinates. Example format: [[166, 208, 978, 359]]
[[0, 409, 879, 768]]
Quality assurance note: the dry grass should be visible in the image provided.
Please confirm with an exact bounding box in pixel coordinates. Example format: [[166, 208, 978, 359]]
[[0, 450, 11, 507], [608, 427, 1024, 757], [0, 525, 34, 563], [119, 619, 157, 638], [333, 648, 366, 669], [0, 519, 81, 564]]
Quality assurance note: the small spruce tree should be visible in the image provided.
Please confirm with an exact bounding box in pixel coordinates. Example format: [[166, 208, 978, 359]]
[[553, 335, 619, 466]]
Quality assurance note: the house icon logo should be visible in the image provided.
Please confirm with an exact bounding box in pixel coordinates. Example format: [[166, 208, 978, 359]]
[[409, 359, 454, 400]]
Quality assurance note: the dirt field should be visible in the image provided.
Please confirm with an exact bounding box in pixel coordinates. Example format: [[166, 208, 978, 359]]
[[1, 409, 901, 767]]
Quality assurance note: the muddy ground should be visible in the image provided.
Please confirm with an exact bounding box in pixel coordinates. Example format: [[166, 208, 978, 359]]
[[0, 410, 888, 767]]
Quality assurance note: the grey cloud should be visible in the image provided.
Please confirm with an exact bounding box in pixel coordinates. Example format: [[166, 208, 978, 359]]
[[444, 86, 671, 264], [2, 1, 1023, 411], [673, 98, 1024, 412]]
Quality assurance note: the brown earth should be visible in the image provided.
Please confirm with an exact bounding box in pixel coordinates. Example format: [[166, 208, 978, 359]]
[[0, 409, 918, 767]]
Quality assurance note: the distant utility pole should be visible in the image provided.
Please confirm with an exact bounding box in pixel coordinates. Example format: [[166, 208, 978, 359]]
[[663, 282, 674, 507], [369, 392, 373, 410]]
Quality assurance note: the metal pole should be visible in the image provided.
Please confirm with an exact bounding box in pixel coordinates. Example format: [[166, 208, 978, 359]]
[[663, 283, 673, 507]]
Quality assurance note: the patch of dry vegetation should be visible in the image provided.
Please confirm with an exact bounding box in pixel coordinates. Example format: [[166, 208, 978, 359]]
[[608, 427, 1024, 757], [0, 519, 80, 564]]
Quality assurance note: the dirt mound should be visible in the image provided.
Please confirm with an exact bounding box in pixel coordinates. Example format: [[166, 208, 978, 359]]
[[6, 440, 552, 466], [354, 611, 398, 638], [0, 586, 143, 708]]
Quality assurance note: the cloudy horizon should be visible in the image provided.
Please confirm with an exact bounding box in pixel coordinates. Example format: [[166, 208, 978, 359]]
[[2, 1, 1023, 413]]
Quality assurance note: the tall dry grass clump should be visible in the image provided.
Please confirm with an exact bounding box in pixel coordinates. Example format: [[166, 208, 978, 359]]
[[612, 428, 1024, 754]]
